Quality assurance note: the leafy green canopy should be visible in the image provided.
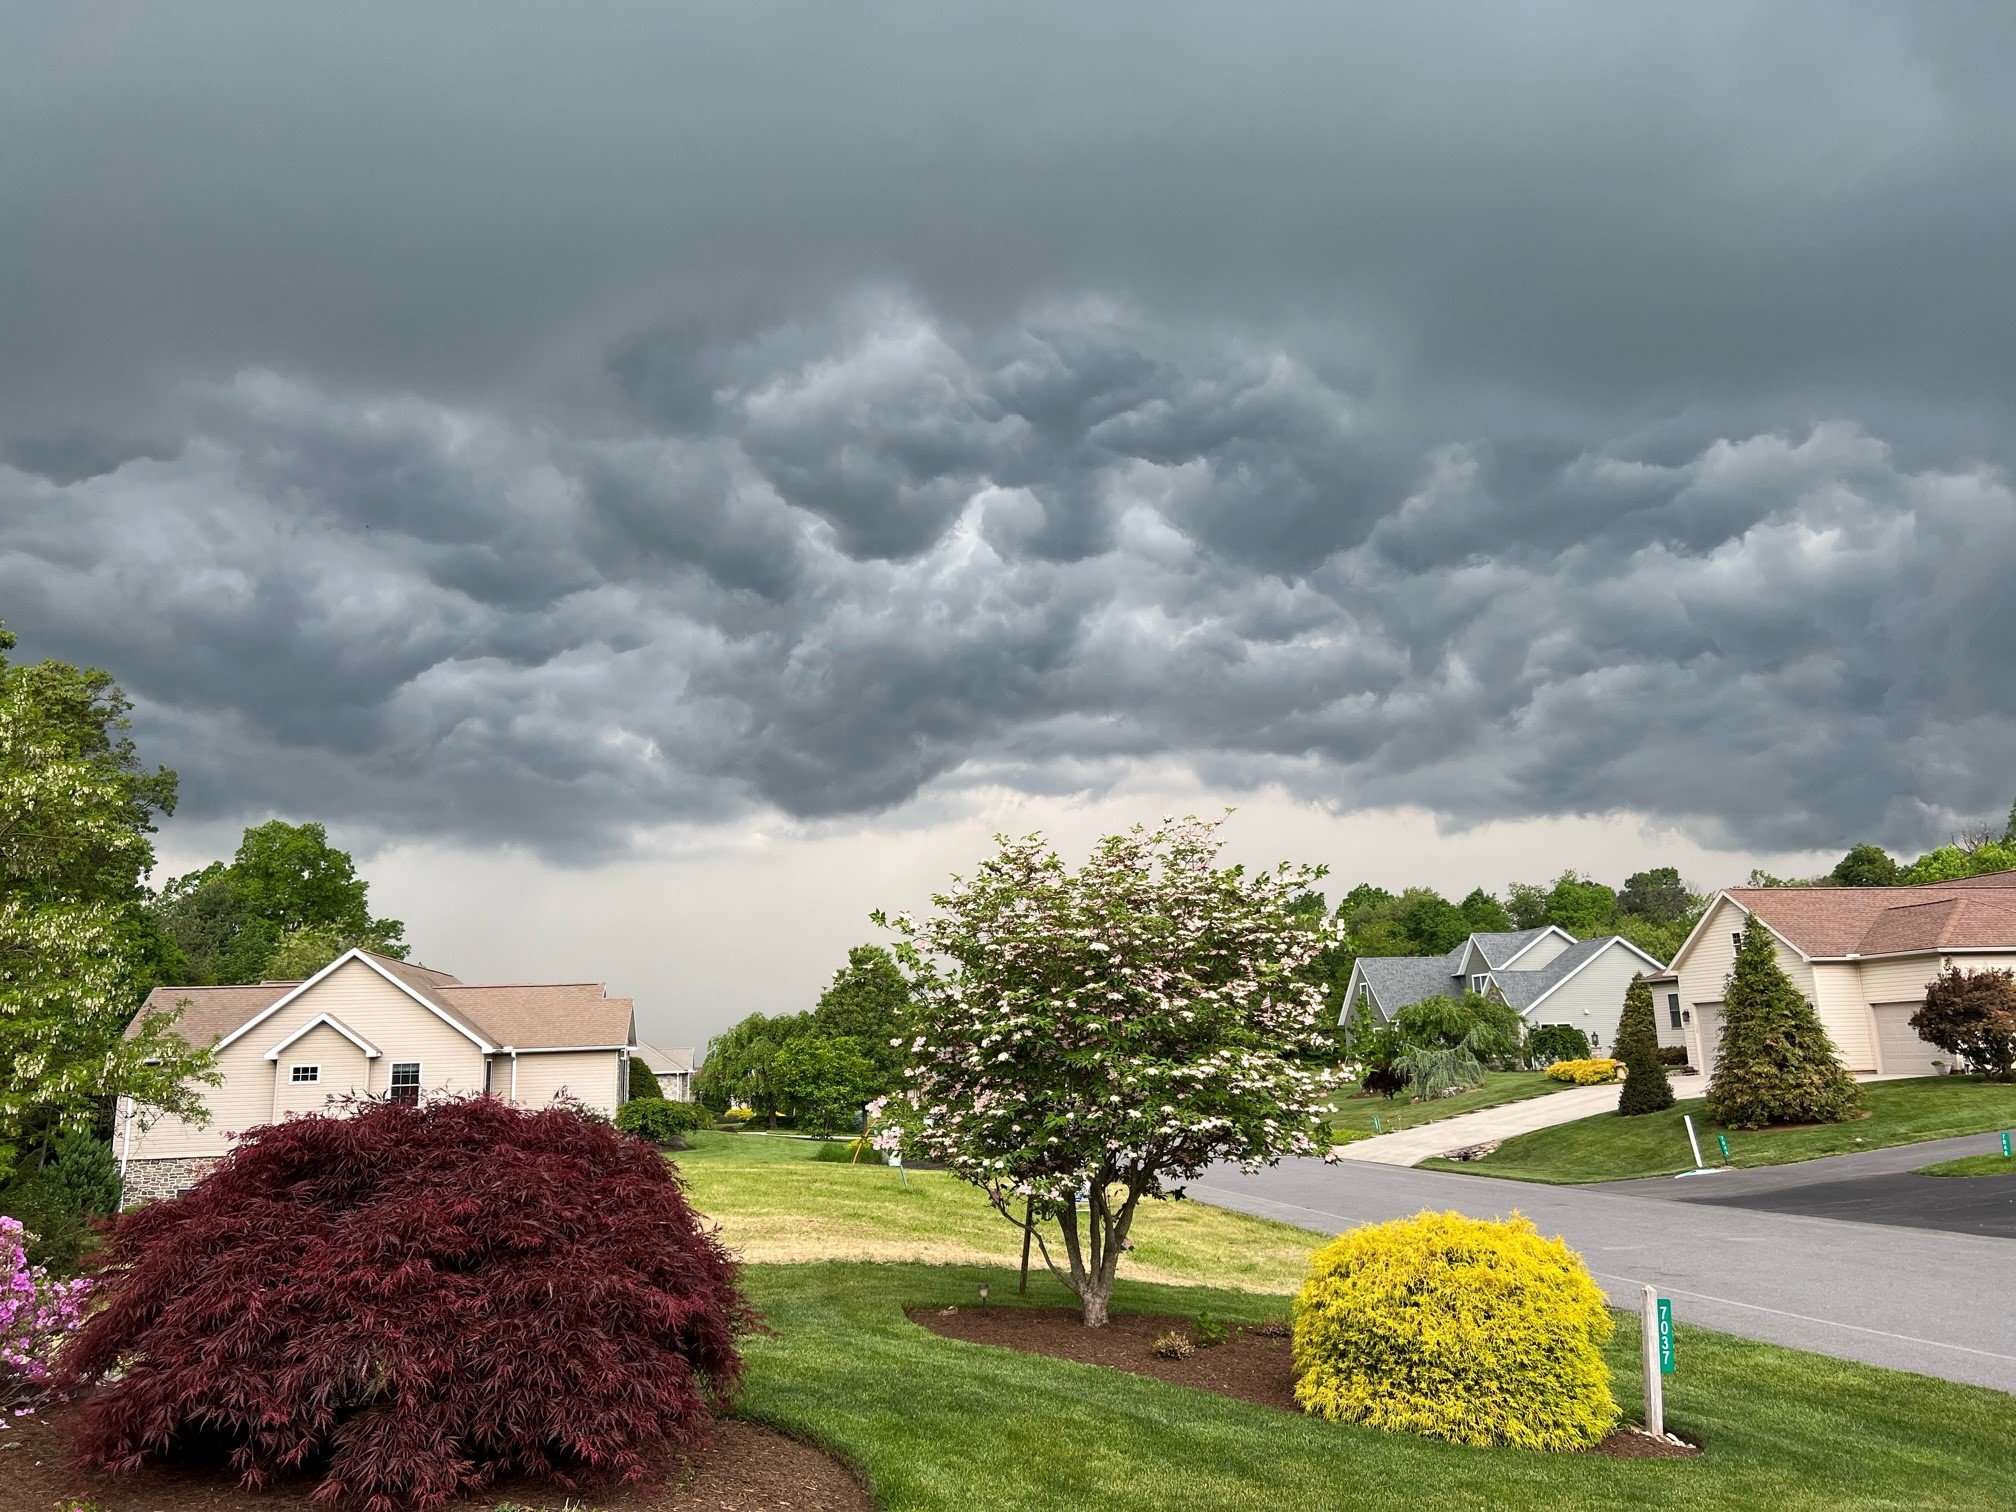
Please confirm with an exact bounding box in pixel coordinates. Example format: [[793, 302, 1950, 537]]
[[882, 816, 1340, 1326], [1706, 916, 1862, 1130], [0, 624, 213, 1181], [152, 820, 407, 984], [1615, 974, 1674, 1116], [693, 944, 915, 1116]]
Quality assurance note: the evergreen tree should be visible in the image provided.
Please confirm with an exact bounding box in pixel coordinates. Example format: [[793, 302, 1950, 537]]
[[1615, 974, 1673, 1116], [1706, 916, 1861, 1129]]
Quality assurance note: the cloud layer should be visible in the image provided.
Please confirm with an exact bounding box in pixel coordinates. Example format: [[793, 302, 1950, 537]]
[[4, 293, 2010, 857], [3, 5, 2014, 864]]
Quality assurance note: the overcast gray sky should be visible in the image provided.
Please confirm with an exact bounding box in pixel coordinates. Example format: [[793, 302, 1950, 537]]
[[4, 4, 2012, 1046]]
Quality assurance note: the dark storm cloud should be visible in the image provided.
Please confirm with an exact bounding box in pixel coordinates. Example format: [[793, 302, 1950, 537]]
[[2, 4, 2014, 857]]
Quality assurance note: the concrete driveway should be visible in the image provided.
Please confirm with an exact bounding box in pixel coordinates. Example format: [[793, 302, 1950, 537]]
[[1195, 1154, 2016, 1393], [1335, 1078, 1660, 1166]]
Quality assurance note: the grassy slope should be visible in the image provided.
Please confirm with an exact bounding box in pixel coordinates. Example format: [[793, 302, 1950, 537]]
[[677, 1131, 1320, 1293], [739, 1262, 2016, 1511], [1329, 1070, 1569, 1143], [1426, 1076, 2016, 1184], [1916, 1152, 2016, 1178], [679, 1131, 2016, 1509]]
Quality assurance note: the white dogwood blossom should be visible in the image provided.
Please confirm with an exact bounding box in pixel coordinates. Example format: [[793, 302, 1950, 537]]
[[877, 815, 1341, 1327]]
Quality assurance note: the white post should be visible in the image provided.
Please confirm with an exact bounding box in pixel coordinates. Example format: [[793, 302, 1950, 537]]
[[1642, 1284, 1664, 1437], [1683, 1113, 1705, 1170]]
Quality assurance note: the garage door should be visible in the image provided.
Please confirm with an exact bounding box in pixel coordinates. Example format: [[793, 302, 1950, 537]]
[[1873, 1003, 1943, 1076], [1694, 1003, 1722, 1083]]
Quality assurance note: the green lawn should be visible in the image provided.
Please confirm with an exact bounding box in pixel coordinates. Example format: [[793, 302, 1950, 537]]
[[1328, 1070, 1570, 1143], [1916, 1151, 2016, 1178], [736, 1261, 2016, 1510], [1424, 1076, 2016, 1184], [676, 1130, 1322, 1292], [670, 1127, 2016, 1507]]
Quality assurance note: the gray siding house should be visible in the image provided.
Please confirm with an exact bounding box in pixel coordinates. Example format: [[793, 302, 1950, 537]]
[[1340, 925, 1666, 1054]]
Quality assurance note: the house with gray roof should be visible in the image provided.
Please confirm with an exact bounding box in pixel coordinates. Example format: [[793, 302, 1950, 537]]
[[1341, 925, 1667, 1054]]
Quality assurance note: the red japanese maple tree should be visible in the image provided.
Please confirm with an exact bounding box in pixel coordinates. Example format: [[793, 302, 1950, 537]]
[[62, 1096, 751, 1510]]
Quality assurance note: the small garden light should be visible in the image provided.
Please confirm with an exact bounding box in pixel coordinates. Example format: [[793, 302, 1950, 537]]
[[978, 1280, 990, 1312]]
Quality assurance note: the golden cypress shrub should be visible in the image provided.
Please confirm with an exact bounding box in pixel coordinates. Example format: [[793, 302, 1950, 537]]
[[1292, 1210, 1618, 1450], [1544, 1057, 1622, 1084]]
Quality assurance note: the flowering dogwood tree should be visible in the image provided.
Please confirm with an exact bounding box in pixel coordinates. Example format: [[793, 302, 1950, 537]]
[[878, 816, 1342, 1327]]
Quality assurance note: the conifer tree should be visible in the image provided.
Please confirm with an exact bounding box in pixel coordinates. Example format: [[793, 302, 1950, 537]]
[[1615, 974, 1674, 1116], [1706, 916, 1861, 1129]]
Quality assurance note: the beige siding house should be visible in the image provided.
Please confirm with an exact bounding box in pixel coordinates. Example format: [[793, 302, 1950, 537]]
[[116, 949, 637, 1203], [635, 1042, 696, 1101], [1666, 871, 2016, 1080]]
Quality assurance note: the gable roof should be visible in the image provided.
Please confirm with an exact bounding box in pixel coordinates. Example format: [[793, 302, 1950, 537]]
[[1469, 927, 1565, 968], [134, 950, 637, 1053], [635, 1042, 695, 1075], [1354, 951, 1465, 1016], [1489, 937, 1611, 1009], [1718, 870, 2016, 959]]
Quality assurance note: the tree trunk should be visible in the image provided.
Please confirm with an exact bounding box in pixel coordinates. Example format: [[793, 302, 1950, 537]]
[[1080, 1286, 1110, 1328]]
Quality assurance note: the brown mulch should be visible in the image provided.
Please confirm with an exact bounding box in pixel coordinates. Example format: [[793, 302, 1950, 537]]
[[910, 1305, 1697, 1460], [0, 1412, 870, 1512]]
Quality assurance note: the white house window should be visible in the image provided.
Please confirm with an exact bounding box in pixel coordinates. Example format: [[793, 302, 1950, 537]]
[[1732, 932, 1744, 952], [290, 1064, 320, 1084], [1667, 994, 1682, 1030], [1470, 973, 1488, 994], [389, 1062, 422, 1106]]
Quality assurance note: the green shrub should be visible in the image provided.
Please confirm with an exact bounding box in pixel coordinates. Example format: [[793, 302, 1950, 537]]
[[1525, 1023, 1590, 1067], [47, 1130, 122, 1217], [1394, 993, 1523, 1063], [1616, 977, 1675, 1116], [613, 1098, 708, 1145], [0, 1168, 91, 1275], [1656, 1045, 1689, 1067], [1352, 1025, 1408, 1099], [1707, 917, 1862, 1129], [1544, 1058, 1621, 1085], [1292, 1211, 1618, 1450], [627, 1057, 663, 1102]]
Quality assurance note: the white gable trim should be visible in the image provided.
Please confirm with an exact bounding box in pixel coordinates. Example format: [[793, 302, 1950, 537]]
[[1336, 961, 1388, 1026], [1666, 893, 1812, 975], [265, 1012, 381, 1062], [1521, 936, 1667, 1015], [216, 949, 495, 1056], [1498, 925, 1578, 969]]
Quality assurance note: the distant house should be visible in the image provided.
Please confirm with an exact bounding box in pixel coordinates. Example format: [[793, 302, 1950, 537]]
[[634, 1042, 695, 1102], [1663, 870, 2016, 1080], [116, 948, 637, 1204], [1339, 925, 1668, 1054]]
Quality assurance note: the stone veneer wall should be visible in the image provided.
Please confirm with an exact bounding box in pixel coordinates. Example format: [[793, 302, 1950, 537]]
[[121, 1156, 219, 1207]]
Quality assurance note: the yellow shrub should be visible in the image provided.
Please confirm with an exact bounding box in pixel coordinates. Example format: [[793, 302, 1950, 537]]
[[1544, 1057, 1622, 1085], [1292, 1210, 1618, 1450], [724, 1105, 756, 1122]]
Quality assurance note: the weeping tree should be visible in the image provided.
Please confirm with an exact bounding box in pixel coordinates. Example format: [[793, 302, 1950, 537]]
[[1615, 974, 1674, 1116], [1393, 1029, 1488, 1103], [1706, 916, 1861, 1129], [881, 817, 1341, 1327]]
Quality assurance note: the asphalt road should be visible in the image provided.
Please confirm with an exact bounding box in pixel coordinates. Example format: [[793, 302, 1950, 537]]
[[1196, 1144, 2016, 1394], [1607, 1132, 2016, 1238]]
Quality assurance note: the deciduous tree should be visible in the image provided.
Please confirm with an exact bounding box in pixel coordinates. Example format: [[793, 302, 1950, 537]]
[[0, 626, 212, 1181], [1912, 966, 2016, 1079], [882, 817, 1340, 1327]]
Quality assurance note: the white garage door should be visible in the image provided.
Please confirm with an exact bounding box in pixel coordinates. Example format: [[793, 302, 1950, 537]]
[[1695, 1003, 1722, 1083], [1873, 1004, 1943, 1076]]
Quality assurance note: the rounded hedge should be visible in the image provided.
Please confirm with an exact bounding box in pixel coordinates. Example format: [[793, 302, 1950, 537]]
[[616, 1096, 711, 1143], [61, 1096, 751, 1509], [1292, 1210, 1618, 1450]]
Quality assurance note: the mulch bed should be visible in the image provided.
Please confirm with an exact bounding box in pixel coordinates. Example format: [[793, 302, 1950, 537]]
[[0, 1412, 871, 1512], [910, 1305, 1696, 1460]]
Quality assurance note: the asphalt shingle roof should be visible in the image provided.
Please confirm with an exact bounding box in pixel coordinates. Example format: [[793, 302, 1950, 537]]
[[1468, 928, 1559, 968], [1489, 936, 1610, 1009]]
